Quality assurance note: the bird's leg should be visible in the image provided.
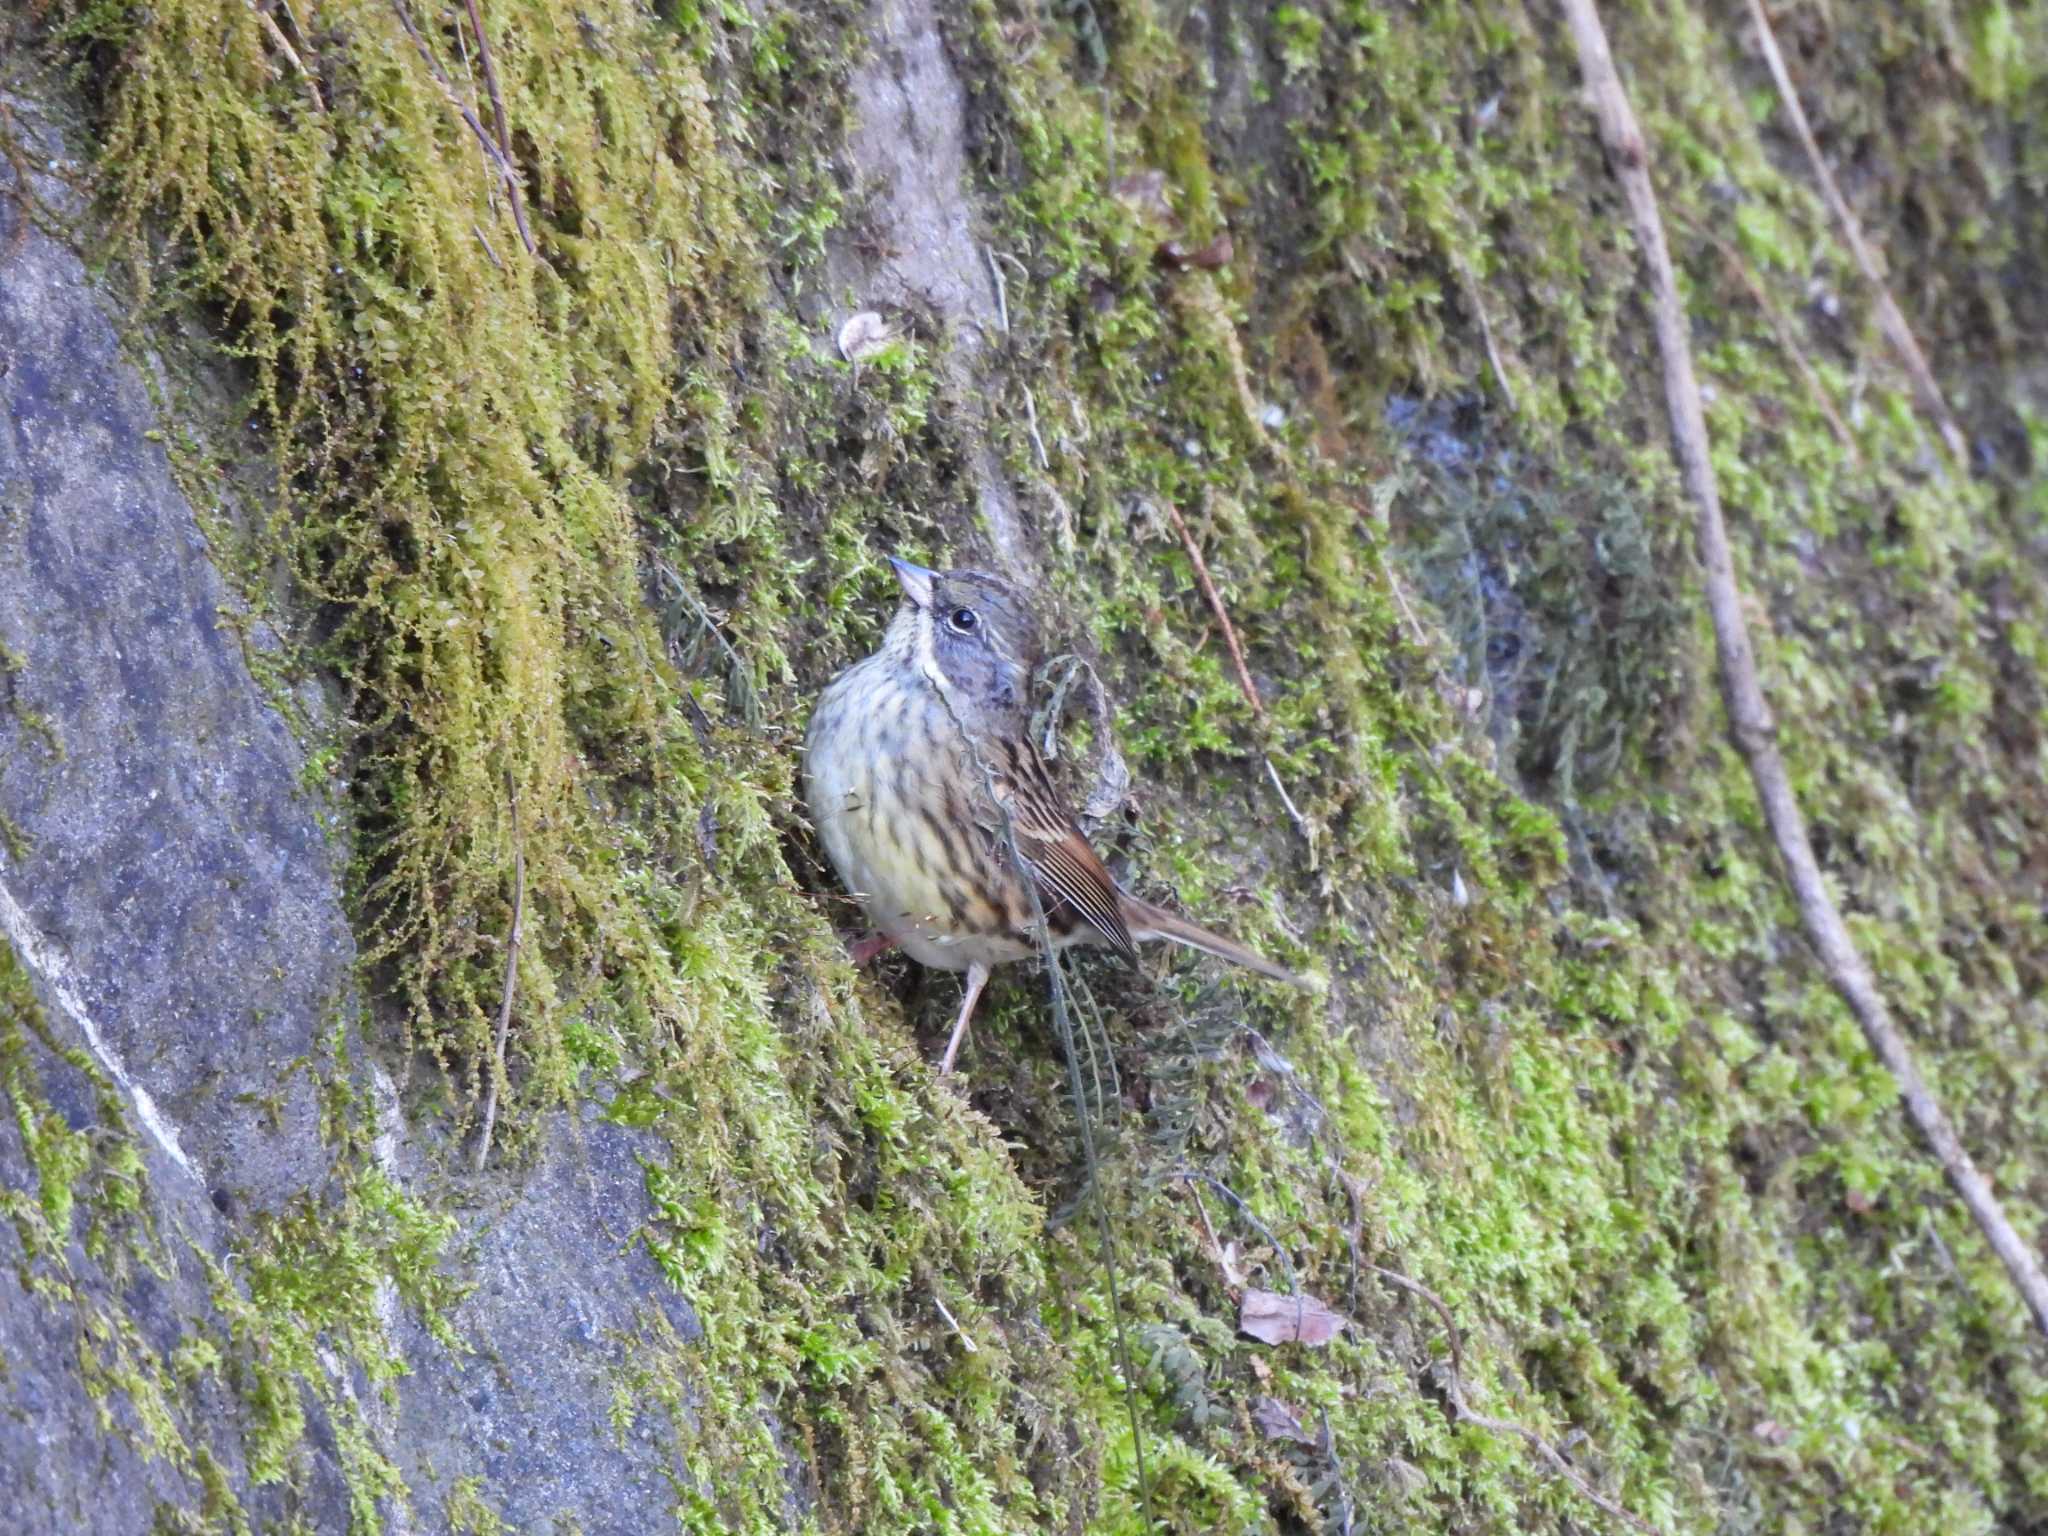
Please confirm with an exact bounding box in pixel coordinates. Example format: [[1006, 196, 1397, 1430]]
[[938, 963, 991, 1077], [847, 931, 898, 966]]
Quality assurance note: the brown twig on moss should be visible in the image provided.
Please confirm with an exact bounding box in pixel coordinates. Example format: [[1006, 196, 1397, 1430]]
[[1742, 0, 1966, 467], [471, 221, 505, 270], [461, 1, 517, 184], [473, 783, 526, 1172], [1160, 496, 1264, 719], [1452, 252, 1516, 413], [1562, 0, 2048, 1341], [388, 0, 537, 255], [1181, 1170, 1229, 1276], [1695, 225, 1859, 461], [1156, 497, 1317, 851]]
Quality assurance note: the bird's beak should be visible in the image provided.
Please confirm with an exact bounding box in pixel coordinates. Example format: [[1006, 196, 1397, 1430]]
[[887, 555, 937, 609]]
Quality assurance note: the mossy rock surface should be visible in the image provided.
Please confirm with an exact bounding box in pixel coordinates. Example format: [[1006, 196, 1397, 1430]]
[[3, 0, 2047, 1531]]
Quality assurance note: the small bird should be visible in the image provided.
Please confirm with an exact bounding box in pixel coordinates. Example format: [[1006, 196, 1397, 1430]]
[[803, 555, 1308, 1075]]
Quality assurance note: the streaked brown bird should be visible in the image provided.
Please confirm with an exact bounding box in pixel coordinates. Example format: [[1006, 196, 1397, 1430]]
[[803, 555, 1308, 1075]]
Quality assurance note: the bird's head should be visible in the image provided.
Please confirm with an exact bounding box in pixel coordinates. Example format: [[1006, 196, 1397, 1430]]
[[883, 556, 1042, 737]]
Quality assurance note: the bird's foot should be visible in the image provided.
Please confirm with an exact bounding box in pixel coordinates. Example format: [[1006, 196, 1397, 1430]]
[[938, 964, 991, 1077], [847, 931, 898, 966]]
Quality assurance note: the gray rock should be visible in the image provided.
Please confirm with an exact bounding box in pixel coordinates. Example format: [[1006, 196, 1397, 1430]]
[[0, 119, 345, 1230], [384, 1099, 703, 1534], [0, 105, 360, 1534]]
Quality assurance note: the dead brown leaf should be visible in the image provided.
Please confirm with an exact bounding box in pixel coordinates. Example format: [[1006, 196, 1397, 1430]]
[[1239, 1287, 1348, 1347]]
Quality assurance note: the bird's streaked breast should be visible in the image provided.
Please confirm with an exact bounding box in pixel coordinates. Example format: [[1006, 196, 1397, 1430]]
[[804, 658, 1031, 971]]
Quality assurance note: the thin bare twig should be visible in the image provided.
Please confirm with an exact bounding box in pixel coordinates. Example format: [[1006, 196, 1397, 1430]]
[[1367, 1263, 1466, 1378], [1744, 0, 1966, 466], [1160, 497, 1263, 718], [1021, 383, 1049, 469], [1697, 226, 1859, 460], [472, 222, 504, 270], [449, 2, 499, 217], [388, 0, 537, 255], [1262, 756, 1312, 844], [248, 1, 327, 111], [473, 784, 526, 1172], [1184, 1172, 1226, 1271], [1563, 0, 2048, 1340], [462, 0, 518, 181], [1155, 497, 1319, 853], [985, 244, 1010, 335], [932, 1291, 977, 1353], [1453, 252, 1516, 412], [1158, 498, 1315, 850]]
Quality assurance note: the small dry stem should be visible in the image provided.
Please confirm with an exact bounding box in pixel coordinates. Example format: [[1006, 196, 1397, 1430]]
[[1156, 498, 1314, 852], [1744, 0, 1965, 466], [1159, 497, 1264, 720], [247, 1, 326, 111], [473, 783, 525, 1172], [1698, 226, 1859, 461]]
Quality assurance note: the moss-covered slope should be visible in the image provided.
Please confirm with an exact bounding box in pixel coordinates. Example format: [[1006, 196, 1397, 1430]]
[[7, 0, 2047, 1529]]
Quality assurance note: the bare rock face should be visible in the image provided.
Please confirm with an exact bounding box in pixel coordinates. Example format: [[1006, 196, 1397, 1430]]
[[0, 111, 697, 1535], [0, 115, 358, 1533], [0, 138, 345, 1238]]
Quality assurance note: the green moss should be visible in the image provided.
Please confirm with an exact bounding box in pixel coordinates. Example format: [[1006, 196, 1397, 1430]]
[[944, 0, 2048, 1530]]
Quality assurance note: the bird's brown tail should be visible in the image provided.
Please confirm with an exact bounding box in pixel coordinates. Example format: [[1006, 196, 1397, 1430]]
[[1120, 894, 1311, 988]]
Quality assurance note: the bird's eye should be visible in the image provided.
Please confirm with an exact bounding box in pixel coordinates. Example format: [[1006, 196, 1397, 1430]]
[[947, 606, 980, 634]]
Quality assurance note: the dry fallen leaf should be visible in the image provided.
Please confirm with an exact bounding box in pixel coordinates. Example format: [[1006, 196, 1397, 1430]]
[[836, 309, 896, 363], [1239, 1287, 1348, 1347], [1251, 1395, 1317, 1445]]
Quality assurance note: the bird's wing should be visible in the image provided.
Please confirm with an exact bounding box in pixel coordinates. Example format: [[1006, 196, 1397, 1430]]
[[993, 739, 1140, 966]]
